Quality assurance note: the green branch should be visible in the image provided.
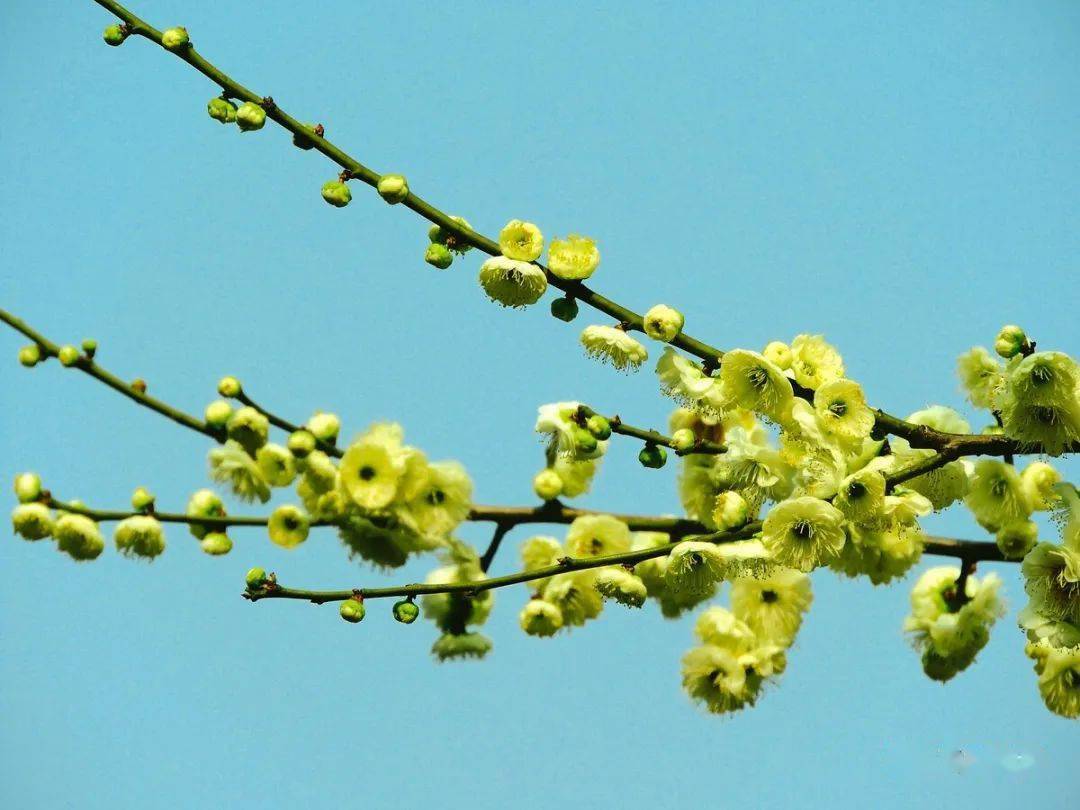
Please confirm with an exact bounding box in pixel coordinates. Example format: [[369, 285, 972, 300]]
[[86, 0, 1056, 459]]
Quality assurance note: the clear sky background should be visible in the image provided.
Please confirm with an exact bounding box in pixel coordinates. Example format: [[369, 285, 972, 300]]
[[1, 1, 1077, 807]]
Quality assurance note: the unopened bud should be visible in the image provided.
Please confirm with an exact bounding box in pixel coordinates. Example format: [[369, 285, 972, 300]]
[[204, 399, 233, 428], [207, 96, 237, 124], [103, 24, 127, 46], [161, 27, 189, 51], [585, 414, 611, 440], [392, 599, 420, 624], [131, 486, 155, 512], [58, 345, 80, 367], [306, 412, 340, 443], [18, 344, 41, 367], [994, 325, 1028, 359], [532, 469, 563, 501], [377, 174, 409, 204], [200, 532, 233, 555], [424, 243, 453, 269], [245, 566, 267, 590], [217, 376, 241, 398], [14, 472, 42, 504], [235, 101, 266, 132], [671, 428, 695, 452], [550, 296, 579, 322], [287, 429, 317, 458], [340, 598, 366, 624], [638, 443, 667, 469], [321, 180, 352, 208]]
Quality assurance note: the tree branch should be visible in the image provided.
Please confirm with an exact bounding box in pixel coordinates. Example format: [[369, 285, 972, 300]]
[[85, 0, 1066, 458]]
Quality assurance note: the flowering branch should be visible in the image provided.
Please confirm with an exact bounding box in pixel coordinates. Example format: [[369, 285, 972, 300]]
[[86, 0, 1075, 460]]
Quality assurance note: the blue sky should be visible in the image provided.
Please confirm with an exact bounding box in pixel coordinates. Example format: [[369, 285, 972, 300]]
[[1, 1, 1077, 807]]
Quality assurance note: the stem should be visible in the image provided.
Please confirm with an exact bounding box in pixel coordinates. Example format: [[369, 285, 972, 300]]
[[85, 0, 1068, 458], [1, 308, 223, 442]]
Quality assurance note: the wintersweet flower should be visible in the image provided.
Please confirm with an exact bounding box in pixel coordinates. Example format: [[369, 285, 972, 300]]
[[498, 219, 544, 261], [719, 350, 793, 422], [580, 325, 648, 371], [547, 235, 599, 280], [643, 304, 685, 343], [789, 334, 844, 391], [431, 632, 493, 662], [541, 571, 603, 627], [665, 541, 728, 594], [209, 441, 271, 503], [833, 468, 886, 525], [114, 515, 166, 560], [964, 459, 1032, 531], [731, 569, 813, 647], [1031, 644, 1080, 719], [656, 348, 726, 414], [53, 513, 105, 561], [535, 402, 607, 461], [339, 439, 404, 510], [406, 461, 472, 538], [565, 514, 631, 558], [996, 520, 1038, 560], [478, 256, 547, 308], [1021, 462, 1061, 511], [519, 599, 564, 636], [594, 567, 648, 607], [813, 378, 874, 446], [904, 566, 1004, 681], [1022, 542, 1080, 624], [256, 443, 297, 487], [956, 347, 1004, 409], [12, 502, 53, 541], [760, 496, 845, 572], [268, 505, 310, 549]]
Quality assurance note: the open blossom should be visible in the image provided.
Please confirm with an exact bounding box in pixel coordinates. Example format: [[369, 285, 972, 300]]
[[498, 219, 544, 261], [789, 334, 844, 391], [580, 325, 648, 371], [656, 348, 726, 414], [719, 350, 793, 422], [478, 256, 548, 307], [535, 402, 607, 460], [760, 496, 845, 572], [956, 346, 1004, 409], [731, 569, 813, 647]]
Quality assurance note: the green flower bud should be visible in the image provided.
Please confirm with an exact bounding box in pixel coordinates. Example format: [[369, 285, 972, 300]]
[[131, 486, 155, 511], [712, 490, 749, 530], [292, 123, 322, 150], [392, 599, 420, 624], [671, 428, 695, 452], [58, 345, 80, 367], [994, 324, 1029, 358], [321, 180, 352, 208], [14, 472, 42, 504], [103, 24, 127, 46], [287, 429, 317, 458], [204, 399, 233, 428], [18, 344, 42, 367], [80, 339, 98, 357], [427, 215, 474, 254], [207, 96, 237, 124], [639, 443, 667, 469], [425, 243, 453, 269], [245, 566, 267, 589], [643, 304, 685, 343], [532, 468, 563, 501], [161, 27, 189, 51], [200, 532, 232, 555], [235, 101, 266, 132], [340, 598, 366, 623], [217, 376, 241, 397], [571, 426, 598, 456], [186, 488, 226, 539], [306, 412, 340, 443], [550, 296, 578, 322], [377, 174, 409, 204], [585, 414, 612, 440]]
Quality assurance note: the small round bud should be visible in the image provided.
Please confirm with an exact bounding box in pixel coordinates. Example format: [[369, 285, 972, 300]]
[[377, 174, 409, 204], [292, 123, 322, 150], [161, 27, 189, 51], [80, 339, 97, 357], [571, 426, 598, 456], [424, 243, 453, 269], [643, 304, 685, 343], [131, 486, 155, 512], [671, 428, 696, 452], [131, 378, 147, 395], [306, 412, 340, 443], [712, 491, 749, 530], [103, 24, 127, 46], [585, 414, 612, 440], [532, 469, 563, 501], [550, 296, 579, 322], [58, 345, 80, 367], [14, 472, 42, 504], [638, 443, 667, 469], [235, 101, 266, 132], [340, 598, 366, 624], [994, 324, 1029, 358], [287, 429, 317, 458], [187, 489, 226, 540], [207, 96, 237, 124], [200, 532, 232, 555], [18, 344, 42, 367], [321, 180, 352, 208], [392, 599, 420, 624], [245, 567, 267, 589], [763, 341, 792, 370], [204, 399, 233, 428], [217, 376, 242, 397]]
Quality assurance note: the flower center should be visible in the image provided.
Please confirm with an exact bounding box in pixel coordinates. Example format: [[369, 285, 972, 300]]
[[1031, 365, 1053, 386], [1032, 406, 1058, 425], [991, 478, 1008, 497], [828, 400, 847, 417], [761, 589, 779, 603], [359, 465, 377, 481], [426, 489, 446, 505], [847, 481, 867, 499], [748, 367, 769, 390], [792, 521, 813, 540]]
